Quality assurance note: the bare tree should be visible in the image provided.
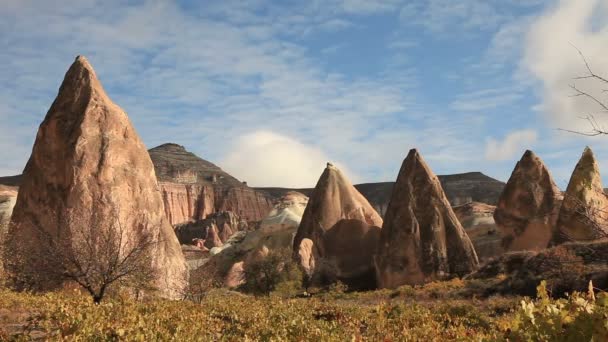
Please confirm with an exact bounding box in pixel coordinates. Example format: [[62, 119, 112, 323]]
[[4, 203, 159, 303], [559, 45, 608, 136]]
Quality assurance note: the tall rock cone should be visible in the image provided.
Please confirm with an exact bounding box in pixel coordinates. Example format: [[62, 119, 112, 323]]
[[293, 163, 383, 289], [553, 147, 608, 244], [5, 56, 187, 298], [494, 150, 562, 251], [375, 149, 478, 288]]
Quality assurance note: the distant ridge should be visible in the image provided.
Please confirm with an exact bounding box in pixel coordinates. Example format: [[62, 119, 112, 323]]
[[256, 172, 505, 216], [0, 169, 505, 216]]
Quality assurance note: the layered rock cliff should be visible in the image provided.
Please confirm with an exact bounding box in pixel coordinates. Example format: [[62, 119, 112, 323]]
[[4, 56, 187, 298], [494, 150, 562, 251], [149, 143, 273, 224], [375, 149, 479, 288]]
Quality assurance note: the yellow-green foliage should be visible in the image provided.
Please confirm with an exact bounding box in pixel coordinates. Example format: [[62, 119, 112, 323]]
[[0, 280, 606, 341], [509, 280, 608, 341]]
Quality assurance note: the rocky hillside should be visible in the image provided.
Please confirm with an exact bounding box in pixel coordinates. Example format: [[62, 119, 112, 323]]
[[149, 143, 244, 187], [257, 172, 505, 216]]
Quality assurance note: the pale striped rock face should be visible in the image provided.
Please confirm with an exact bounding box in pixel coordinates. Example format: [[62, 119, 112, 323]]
[[6, 56, 187, 298], [454, 202, 502, 261], [0, 188, 17, 263]]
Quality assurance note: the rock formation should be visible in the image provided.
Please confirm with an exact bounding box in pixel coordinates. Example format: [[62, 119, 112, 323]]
[[554, 147, 608, 244], [454, 202, 502, 261], [293, 163, 383, 289], [494, 150, 562, 252], [5, 56, 187, 298], [375, 149, 478, 288], [149, 143, 273, 224]]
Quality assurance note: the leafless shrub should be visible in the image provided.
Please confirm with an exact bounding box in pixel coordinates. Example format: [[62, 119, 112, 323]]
[[3, 203, 159, 303], [559, 45, 608, 136]]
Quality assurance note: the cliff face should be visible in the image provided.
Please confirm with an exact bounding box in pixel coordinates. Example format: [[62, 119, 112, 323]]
[[149, 144, 273, 224], [159, 183, 215, 226]]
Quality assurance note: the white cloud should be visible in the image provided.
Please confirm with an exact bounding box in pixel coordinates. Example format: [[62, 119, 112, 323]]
[[219, 131, 354, 188], [485, 129, 538, 161], [451, 87, 524, 111], [523, 0, 608, 133]]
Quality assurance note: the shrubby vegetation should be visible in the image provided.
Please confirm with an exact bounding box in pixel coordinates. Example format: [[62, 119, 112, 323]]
[[240, 248, 304, 296], [1, 277, 607, 340]]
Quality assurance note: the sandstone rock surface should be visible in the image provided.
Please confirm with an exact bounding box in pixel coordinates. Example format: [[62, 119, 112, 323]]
[[375, 149, 478, 288], [453, 202, 502, 261], [494, 150, 562, 251], [293, 163, 383, 289], [5, 56, 187, 298], [554, 147, 608, 243]]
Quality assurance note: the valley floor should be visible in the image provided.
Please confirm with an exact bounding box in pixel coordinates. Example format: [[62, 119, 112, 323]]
[[1, 278, 606, 341]]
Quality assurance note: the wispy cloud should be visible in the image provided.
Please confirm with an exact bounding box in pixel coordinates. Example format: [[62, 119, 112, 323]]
[[485, 130, 538, 161]]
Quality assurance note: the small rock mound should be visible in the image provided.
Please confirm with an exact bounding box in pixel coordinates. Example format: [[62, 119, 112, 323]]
[[554, 147, 608, 244], [293, 163, 383, 289], [375, 149, 479, 288], [494, 150, 562, 251]]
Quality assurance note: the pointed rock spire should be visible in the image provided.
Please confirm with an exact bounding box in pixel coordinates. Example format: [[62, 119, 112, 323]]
[[6, 56, 187, 298], [293, 163, 383, 289], [374, 149, 479, 288], [494, 150, 562, 251], [554, 147, 608, 243]]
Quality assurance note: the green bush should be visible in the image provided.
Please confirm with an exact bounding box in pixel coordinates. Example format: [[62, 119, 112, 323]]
[[240, 248, 303, 296]]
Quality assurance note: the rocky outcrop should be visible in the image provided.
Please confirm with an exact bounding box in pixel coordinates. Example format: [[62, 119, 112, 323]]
[[4, 56, 187, 298], [256, 172, 505, 217], [454, 202, 502, 261], [494, 150, 562, 252], [375, 149, 479, 288], [175, 211, 247, 246], [293, 163, 383, 289], [149, 144, 273, 224], [554, 147, 608, 244]]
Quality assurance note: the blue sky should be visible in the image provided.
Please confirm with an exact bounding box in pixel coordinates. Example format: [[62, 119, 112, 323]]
[[1, 0, 608, 188]]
